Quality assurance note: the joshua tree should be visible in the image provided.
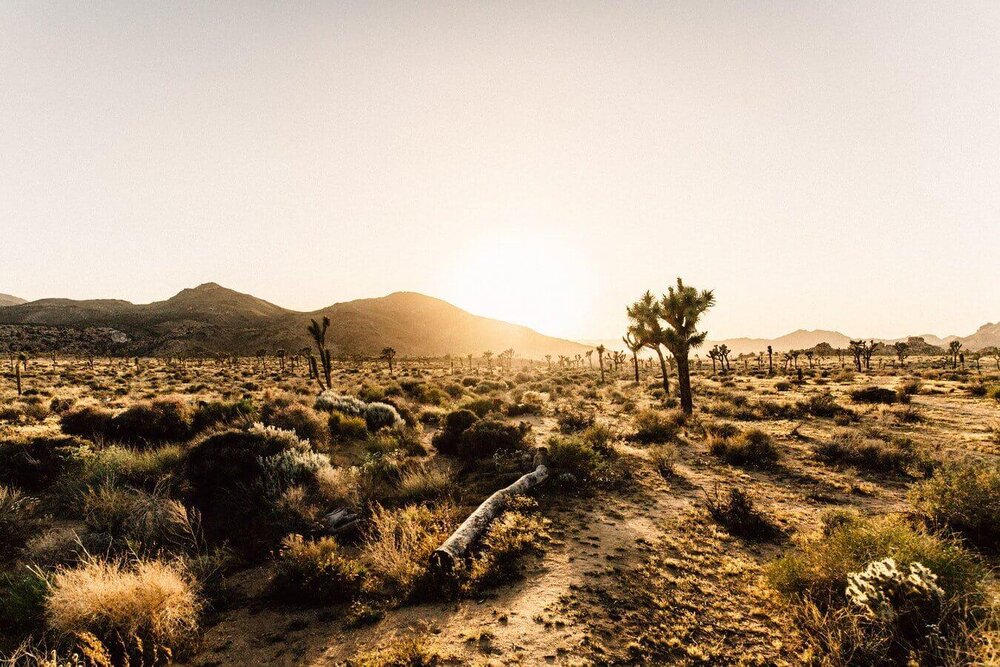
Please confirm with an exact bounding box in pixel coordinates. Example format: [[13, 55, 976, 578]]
[[585, 350, 593, 367], [656, 277, 715, 415], [545, 354, 552, 369], [483, 350, 494, 371], [805, 350, 814, 368], [381, 347, 397, 374], [849, 340, 864, 372], [14, 359, 21, 395], [893, 341, 908, 367], [276, 348, 286, 370], [626, 291, 670, 395], [767, 345, 773, 374], [595, 344, 606, 383], [949, 340, 962, 369], [612, 350, 627, 376], [791, 350, 800, 369], [623, 332, 643, 383], [718, 344, 731, 373], [862, 339, 880, 370], [707, 346, 720, 374], [307, 316, 333, 391]]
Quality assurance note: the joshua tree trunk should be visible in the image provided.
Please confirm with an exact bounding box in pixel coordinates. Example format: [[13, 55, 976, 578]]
[[676, 353, 693, 415], [631, 350, 639, 383], [652, 346, 670, 395], [15, 363, 21, 396]]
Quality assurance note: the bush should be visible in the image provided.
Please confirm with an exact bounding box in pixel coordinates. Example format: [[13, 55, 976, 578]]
[[815, 431, 924, 476], [191, 398, 256, 432], [46, 557, 201, 663], [315, 391, 366, 416], [767, 514, 989, 665], [463, 498, 549, 592], [0, 435, 84, 492], [272, 534, 365, 605], [556, 409, 595, 434], [547, 434, 626, 489], [648, 444, 677, 476], [628, 409, 680, 444], [797, 392, 851, 419], [0, 486, 41, 562], [0, 566, 48, 635], [328, 411, 369, 442], [185, 424, 332, 555], [262, 402, 327, 446], [910, 460, 1000, 552], [705, 487, 781, 540], [709, 428, 779, 467], [459, 397, 503, 418], [456, 419, 530, 459], [850, 386, 898, 405], [110, 397, 194, 447], [430, 410, 479, 455], [396, 461, 453, 503], [61, 404, 115, 441], [363, 402, 403, 432], [360, 504, 454, 602]]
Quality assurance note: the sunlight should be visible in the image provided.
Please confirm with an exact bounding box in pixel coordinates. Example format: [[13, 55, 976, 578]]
[[446, 234, 587, 338]]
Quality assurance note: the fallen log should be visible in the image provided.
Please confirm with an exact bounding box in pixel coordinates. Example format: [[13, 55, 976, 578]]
[[322, 508, 360, 536], [430, 449, 549, 573]]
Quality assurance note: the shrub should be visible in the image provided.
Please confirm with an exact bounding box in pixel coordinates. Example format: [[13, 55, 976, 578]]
[[0, 566, 49, 635], [797, 392, 851, 419], [456, 419, 530, 459], [0, 435, 83, 491], [767, 514, 989, 665], [463, 498, 549, 592], [547, 434, 626, 489], [46, 557, 201, 663], [262, 402, 327, 446], [61, 404, 115, 441], [710, 429, 779, 467], [185, 424, 331, 555], [628, 409, 680, 444], [0, 486, 41, 562], [328, 411, 369, 442], [363, 402, 403, 432], [815, 431, 923, 476], [191, 398, 256, 432], [556, 409, 594, 434], [315, 391, 366, 416], [459, 397, 503, 418], [648, 444, 677, 477], [900, 379, 922, 396], [272, 534, 365, 604], [850, 386, 898, 405], [430, 410, 479, 455], [111, 397, 194, 447], [910, 460, 1000, 552], [71, 445, 185, 494], [396, 461, 453, 503], [360, 504, 454, 601], [704, 487, 781, 540]]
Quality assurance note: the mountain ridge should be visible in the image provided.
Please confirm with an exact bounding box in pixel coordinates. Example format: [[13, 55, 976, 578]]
[[0, 284, 589, 358]]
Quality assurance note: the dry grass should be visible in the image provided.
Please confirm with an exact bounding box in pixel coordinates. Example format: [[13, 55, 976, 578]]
[[360, 504, 455, 601], [46, 557, 201, 657]]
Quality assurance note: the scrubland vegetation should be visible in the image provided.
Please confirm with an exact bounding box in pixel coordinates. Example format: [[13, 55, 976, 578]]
[[1, 292, 998, 665]]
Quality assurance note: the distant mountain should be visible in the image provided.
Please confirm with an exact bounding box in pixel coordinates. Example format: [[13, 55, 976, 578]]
[[959, 322, 1000, 351], [0, 294, 26, 308], [705, 330, 852, 356], [0, 284, 588, 358]]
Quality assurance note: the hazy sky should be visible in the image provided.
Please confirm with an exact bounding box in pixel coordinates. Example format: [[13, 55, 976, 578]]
[[3, 1, 998, 340]]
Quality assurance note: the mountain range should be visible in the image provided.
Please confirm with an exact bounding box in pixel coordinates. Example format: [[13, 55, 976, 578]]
[[0, 283, 589, 359]]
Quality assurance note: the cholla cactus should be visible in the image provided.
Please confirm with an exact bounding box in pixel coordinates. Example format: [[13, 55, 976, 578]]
[[845, 557, 944, 622], [314, 391, 367, 416]]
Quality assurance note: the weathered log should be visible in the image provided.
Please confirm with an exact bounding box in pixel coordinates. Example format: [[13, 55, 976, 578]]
[[322, 508, 360, 535], [430, 451, 549, 572]]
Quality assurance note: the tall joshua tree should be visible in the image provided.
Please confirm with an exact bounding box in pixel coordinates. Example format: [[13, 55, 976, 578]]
[[893, 341, 908, 367], [626, 291, 670, 395], [767, 345, 773, 374], [381, 347, 397, 374], [657, 277, 715, 415], [949, 340, 962, 369], [623, 332, 643, 383], [307, 316, 333, 391], [595, 345, 606, 383]]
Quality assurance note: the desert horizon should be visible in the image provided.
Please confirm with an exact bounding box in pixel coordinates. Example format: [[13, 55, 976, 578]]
[[3, 2, 999, 666]]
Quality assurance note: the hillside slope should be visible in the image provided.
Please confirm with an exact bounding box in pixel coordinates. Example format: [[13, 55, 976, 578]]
[[0, 294, 27, 308], [0, 284, 588, 358]]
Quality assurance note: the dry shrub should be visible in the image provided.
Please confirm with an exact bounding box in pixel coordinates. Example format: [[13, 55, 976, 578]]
[[815, 431, 925, 476], [397, 461, 453, 503], [704, 486, 781, 540], [628, 409, 681, 444], [352, 631, 445, 667], [910, 460, 1000, 552], [648, 443, 677, 476], [709, 428, 780, 467], [0, 485, 42, 562], [60, 404, 115, 441], [272, 534, 365, 605], [110, 397, 194, 447], [463, 497, 549, 592], [316, 465, 361, 508], [46, 557, 201, 662], [360, 504, 454, 601]]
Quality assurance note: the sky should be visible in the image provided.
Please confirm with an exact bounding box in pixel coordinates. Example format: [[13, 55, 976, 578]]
[[2, 1, 999, 341]]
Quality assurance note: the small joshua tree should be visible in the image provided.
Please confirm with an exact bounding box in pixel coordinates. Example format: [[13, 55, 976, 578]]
[[623, 332, 643, 383], [307, 316, 333, 391], [585, 350, 593, 367], [949, 340, 962, 369], [483, 350, 494, 371], [545, 354, 551, 369], [595, 345, 606, 383], [626, 291, 670, 395], [767, 345, 773, 374], [381, 347, 396, 374], [893, 341, 908, 367]]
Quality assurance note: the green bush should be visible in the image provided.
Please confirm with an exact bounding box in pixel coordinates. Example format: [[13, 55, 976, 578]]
[[0, 486, 42, 562], [328, 411, 370, 442], [192, 398, 256, 432], [60, 404, 115, 441], [430, 409, 479, 455], [456, 419, 530, 459], [850, 386, 898, 405], [628, 409, 681, 443], [272, 534, 365, 605], [815, 431, 924, 476], [910, 460, 1000, 552], [363, 402, 402, 432], [263, 402, 327, 446], [110, 397, 194, 447], [709, 428, 779, 467]]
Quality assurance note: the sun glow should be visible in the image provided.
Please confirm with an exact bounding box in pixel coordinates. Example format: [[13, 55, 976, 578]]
[[445, 234, 591, 339]]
